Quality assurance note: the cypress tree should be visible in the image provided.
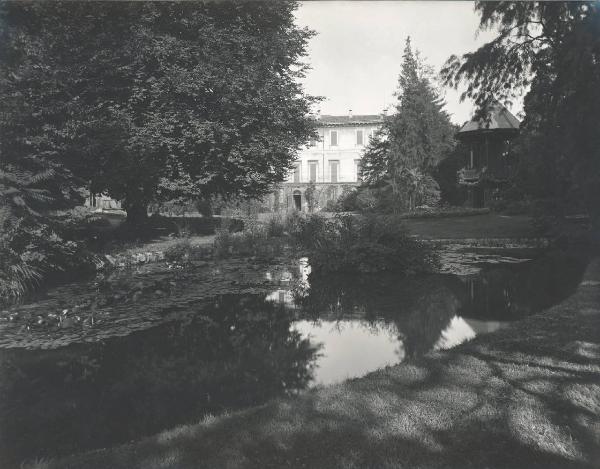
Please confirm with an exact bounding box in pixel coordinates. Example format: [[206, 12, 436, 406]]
[[361, 37, 455, 212]]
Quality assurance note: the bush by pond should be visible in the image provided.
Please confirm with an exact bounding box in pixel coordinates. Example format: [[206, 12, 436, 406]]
[[162, 239, 212, 263], [290, 214, 439, 274], [0, 210, 102, 300], [213, 225, 287, 261]]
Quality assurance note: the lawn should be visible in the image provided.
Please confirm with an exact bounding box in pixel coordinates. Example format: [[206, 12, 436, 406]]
[[30, 255, 600, 469], [404, 213, 538, 240]]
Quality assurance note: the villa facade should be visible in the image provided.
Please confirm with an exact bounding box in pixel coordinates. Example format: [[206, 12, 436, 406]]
[[271, 113, 383, 212]]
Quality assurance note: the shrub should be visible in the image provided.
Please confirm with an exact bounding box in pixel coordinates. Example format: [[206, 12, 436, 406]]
[[213, 228, 233, 258], [162, 239, 211, 263], [218, 217, 244, 233], [265, 214, 286, 237], [0, 217, 98, 299], [488, 185, 531, 215], [164, 239, 192, 262], [213, 225, 286, 260], [291, 213, 439, 274], [288, 212, 331, 251], [283, 210, 304, 236]]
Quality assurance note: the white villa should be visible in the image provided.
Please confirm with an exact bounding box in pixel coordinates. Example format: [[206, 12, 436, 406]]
[[272, 112, 383, 212]]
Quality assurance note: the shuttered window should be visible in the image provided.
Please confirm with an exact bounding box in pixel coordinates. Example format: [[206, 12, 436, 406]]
[[355, 159, 362, 182], [308, 161, 318, 182], [329, 160, 339, 183], [293, 163, 301, 183]]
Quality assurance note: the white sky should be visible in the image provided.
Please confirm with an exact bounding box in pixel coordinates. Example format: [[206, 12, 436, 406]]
[[294, 1, 521, 125]]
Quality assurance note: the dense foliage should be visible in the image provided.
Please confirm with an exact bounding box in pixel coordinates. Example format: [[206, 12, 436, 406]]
[[442, 1, 600, 234], [1, 1, 318, 224], [291, 214, 439, 273], [0, 1, 317, 297], [361, 37, 456, 213], [0, 148, 92, 298]]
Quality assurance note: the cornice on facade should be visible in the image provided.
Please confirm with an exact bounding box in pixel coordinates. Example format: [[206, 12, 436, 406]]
[[317, 114, 383, 127]]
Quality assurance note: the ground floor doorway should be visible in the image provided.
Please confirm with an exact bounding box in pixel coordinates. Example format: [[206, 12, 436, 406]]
[[293, 191, 302, 211]]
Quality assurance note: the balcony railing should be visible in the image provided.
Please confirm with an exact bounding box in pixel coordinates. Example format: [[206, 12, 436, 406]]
[[457, 167, 485, 185]]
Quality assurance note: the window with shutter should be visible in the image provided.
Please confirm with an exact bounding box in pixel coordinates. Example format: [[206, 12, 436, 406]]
[[308, 161, 318, 182], [329, 160, 339, 183]]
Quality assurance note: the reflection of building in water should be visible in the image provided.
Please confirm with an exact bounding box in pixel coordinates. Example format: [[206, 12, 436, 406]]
[[265, 258, 311, 308], [460, 271, 517, 319]]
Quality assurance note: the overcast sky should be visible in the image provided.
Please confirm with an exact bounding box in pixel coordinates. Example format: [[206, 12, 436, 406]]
[[294, 1, 521, 125]]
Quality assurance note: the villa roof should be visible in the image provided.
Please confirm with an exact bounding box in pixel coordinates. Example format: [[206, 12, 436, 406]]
[[318, 114, 383, 126], [458, 102, 520, 135]]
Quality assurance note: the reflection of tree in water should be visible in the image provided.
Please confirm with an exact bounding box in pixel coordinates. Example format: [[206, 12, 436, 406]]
[[291, 248, 588, 359], [0, 294, 319, 466], [461, 249, 588, 320], [294, 273, 462, 359]]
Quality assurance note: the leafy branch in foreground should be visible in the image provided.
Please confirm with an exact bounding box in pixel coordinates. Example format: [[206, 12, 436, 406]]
[[442, 2, 600, 233]]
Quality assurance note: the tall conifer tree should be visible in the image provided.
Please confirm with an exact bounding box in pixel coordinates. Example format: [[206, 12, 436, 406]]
[[361, 37, 455, 212]]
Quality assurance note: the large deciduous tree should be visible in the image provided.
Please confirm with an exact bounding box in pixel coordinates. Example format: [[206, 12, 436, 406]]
[[442, 1, 600, 233], [361, 37, 455, 212], [1, 1, 318, 224]]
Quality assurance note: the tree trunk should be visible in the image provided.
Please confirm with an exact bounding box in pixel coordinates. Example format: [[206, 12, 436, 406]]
[[125, 202, 149, 226]]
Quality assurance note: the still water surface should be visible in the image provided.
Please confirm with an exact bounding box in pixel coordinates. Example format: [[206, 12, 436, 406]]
[[0, 249, 586, 466]]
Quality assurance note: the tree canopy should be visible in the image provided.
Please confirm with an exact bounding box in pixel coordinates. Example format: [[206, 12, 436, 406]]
[[361, 37, 455, 212], [442, 1, 600, 229], [1, 1, 318, 223], [0, 0, 318, 297]]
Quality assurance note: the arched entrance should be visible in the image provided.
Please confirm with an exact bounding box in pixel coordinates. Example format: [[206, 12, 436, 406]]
[[293, 190, 302, 211]]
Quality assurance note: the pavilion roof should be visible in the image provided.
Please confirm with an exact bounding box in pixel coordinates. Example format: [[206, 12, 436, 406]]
[[458, 102, 520, 135]]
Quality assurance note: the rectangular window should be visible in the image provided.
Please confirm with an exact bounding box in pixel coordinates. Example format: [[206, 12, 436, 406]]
[[330, 130, 338, 146], [354, 159, 362, 182], [356, 130, 364, 146], [329, 160, 339, 183], [293, 163, 301, 183], [308, 161, 318, 182]]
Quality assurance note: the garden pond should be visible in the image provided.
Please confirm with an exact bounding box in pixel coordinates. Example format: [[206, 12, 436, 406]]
[[0, 247, 588, 467]]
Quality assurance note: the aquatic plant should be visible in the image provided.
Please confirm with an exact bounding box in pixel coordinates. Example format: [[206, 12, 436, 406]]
[[291, 213, 439, 274]]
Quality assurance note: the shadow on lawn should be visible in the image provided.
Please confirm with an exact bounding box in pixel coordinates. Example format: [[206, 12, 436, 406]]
[[38, 259, 599, 469]]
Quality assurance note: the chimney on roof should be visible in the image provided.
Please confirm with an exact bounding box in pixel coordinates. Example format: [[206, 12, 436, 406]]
[[348, 109, 353, 119], [382, 107, 388, 116]]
